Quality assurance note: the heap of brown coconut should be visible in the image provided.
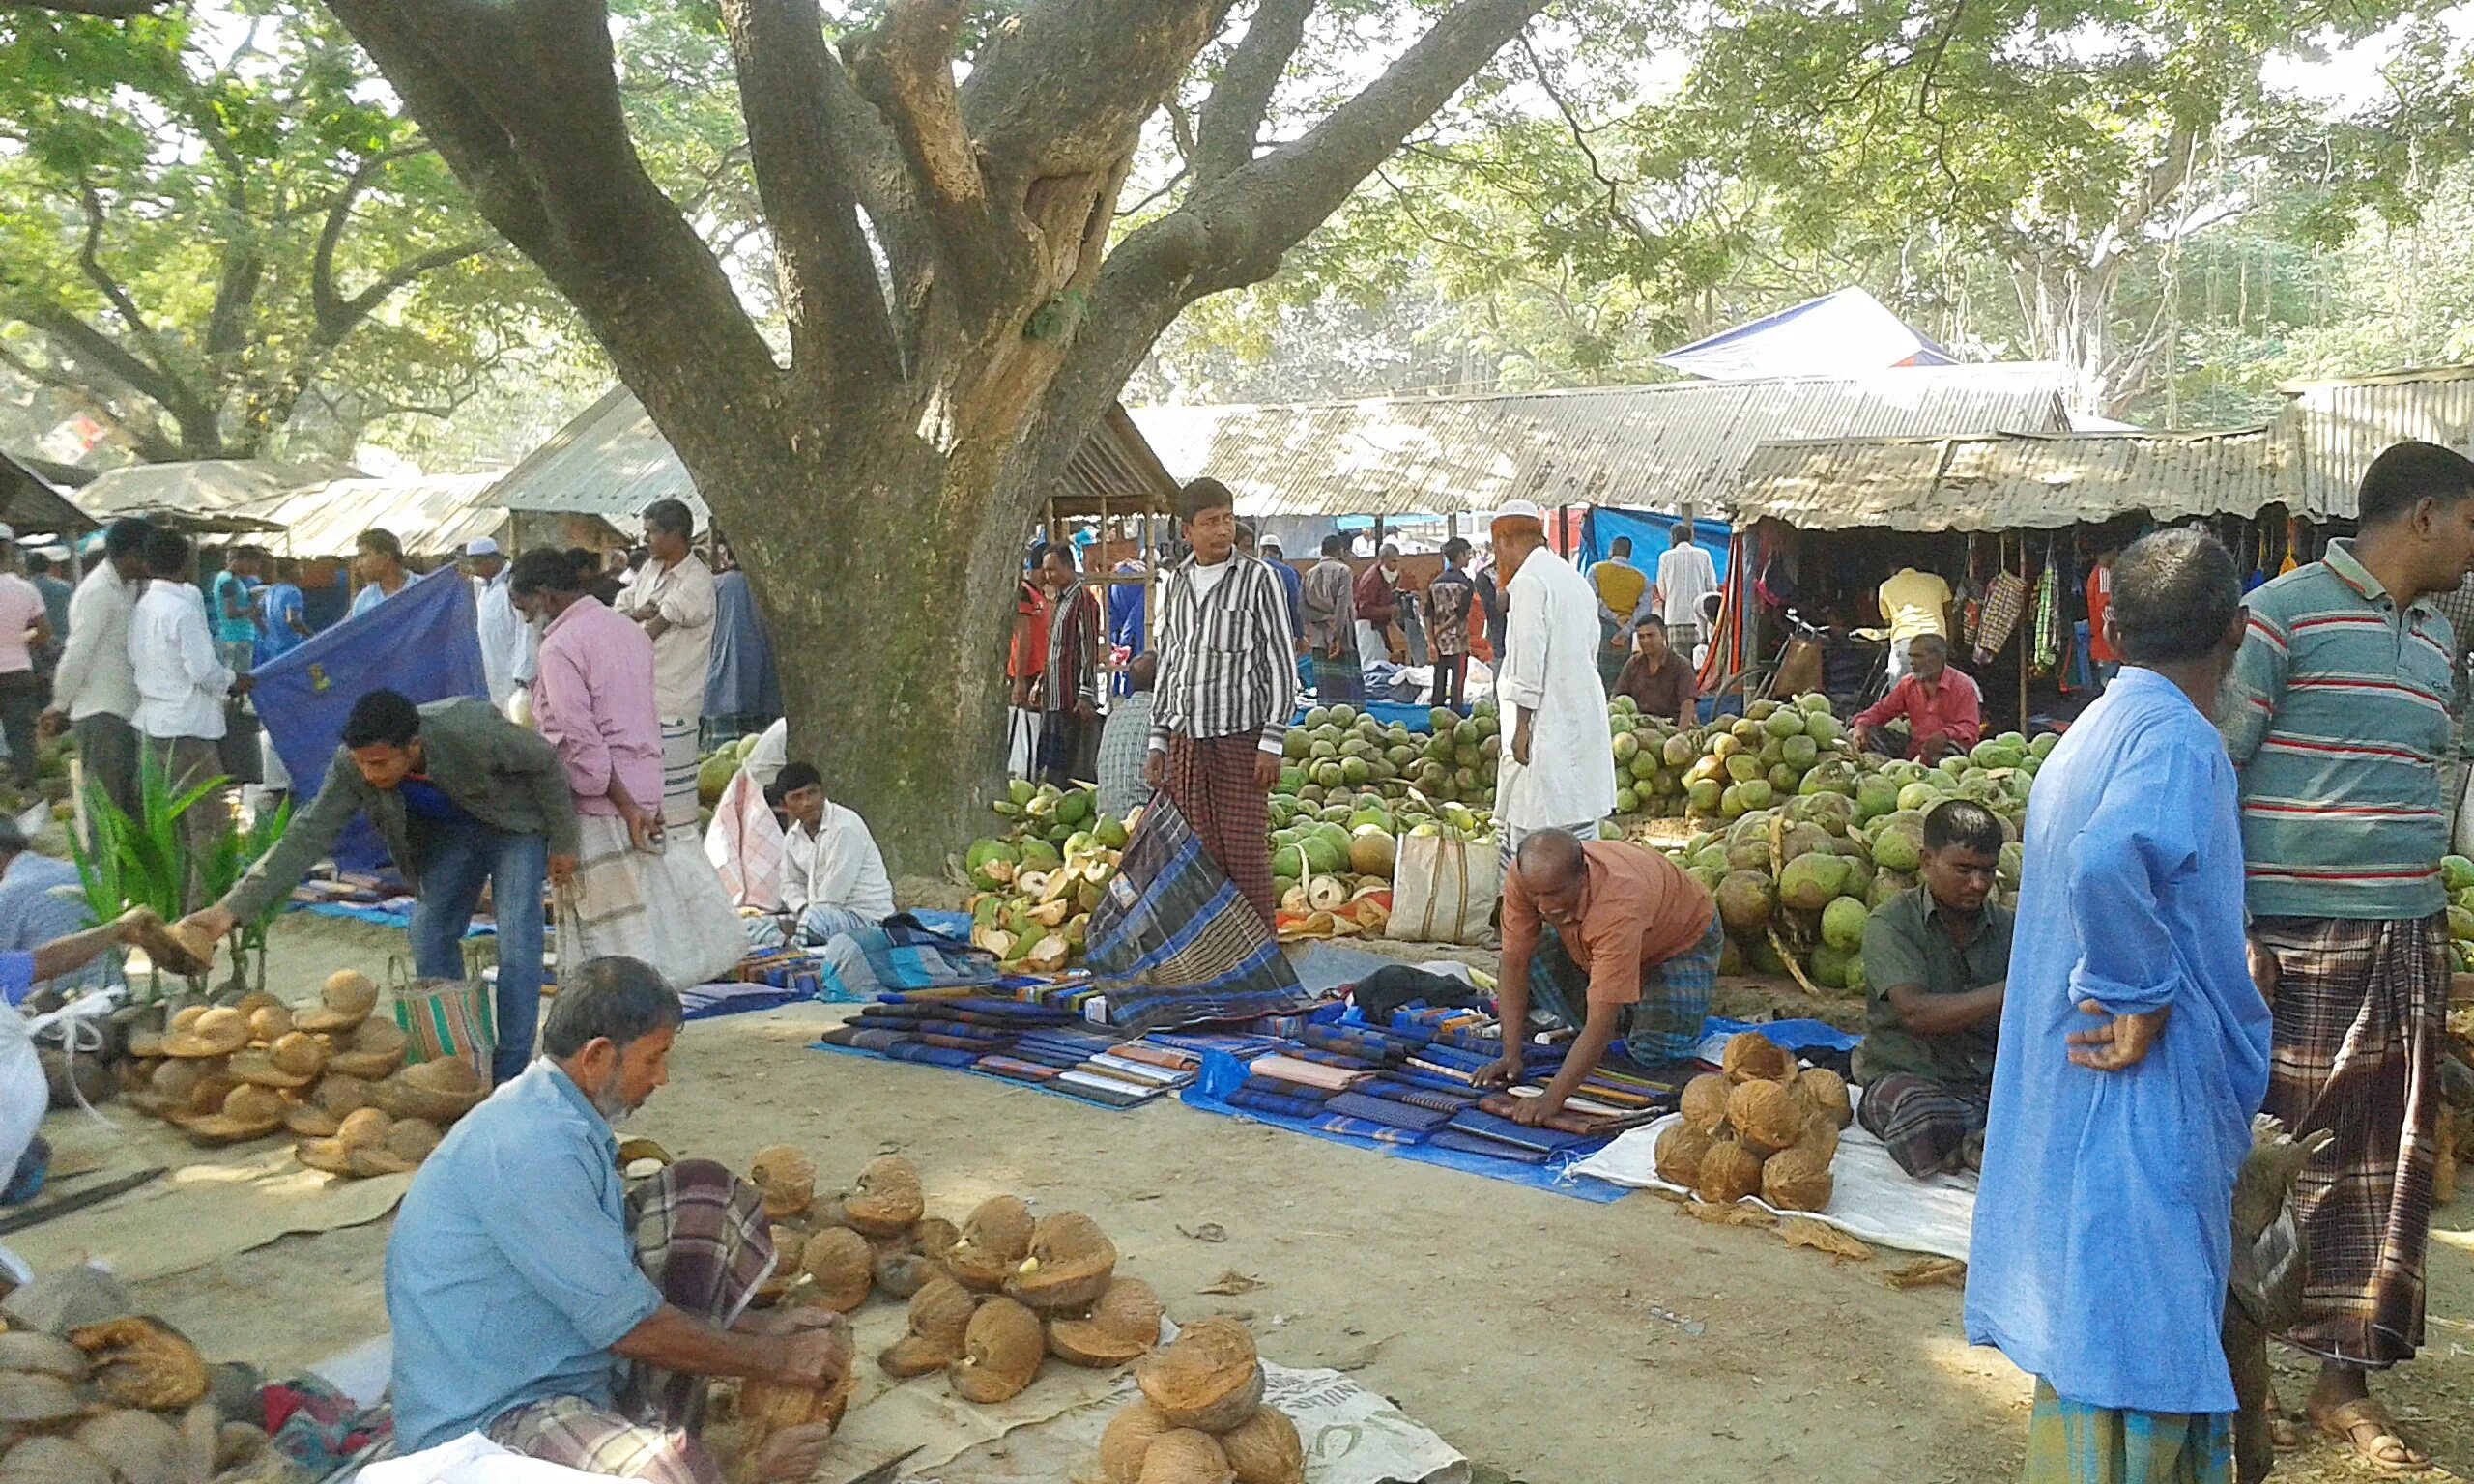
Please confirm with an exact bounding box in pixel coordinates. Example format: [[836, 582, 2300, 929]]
[[1073, 1317, 1304, 1484], [1654, 1031, 1854, 1213], [0, 1310, 288, 1484]]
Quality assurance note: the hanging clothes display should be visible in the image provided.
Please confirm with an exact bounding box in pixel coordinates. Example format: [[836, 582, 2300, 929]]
[[1974, 568, 2028, 669], [2031, 542, 2062, 674]]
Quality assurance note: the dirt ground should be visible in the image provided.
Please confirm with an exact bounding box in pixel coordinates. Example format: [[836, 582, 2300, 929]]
[[91, 911, 2474, 1484]]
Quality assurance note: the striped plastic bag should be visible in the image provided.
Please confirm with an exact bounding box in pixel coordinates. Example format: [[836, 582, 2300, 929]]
[[389, 971, 497, 1078]]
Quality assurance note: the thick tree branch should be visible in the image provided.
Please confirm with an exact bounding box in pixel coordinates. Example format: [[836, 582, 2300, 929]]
[[850, 0, 990, 237], [10, 302, 203, 439], [964, 1, 1228, 181], [0, 0, 166, 15], [1194, 0, 1316, 184], [718, 0, 899, 391], [72, 182, 178, 376], [311, 146, 434, 332], [0, 340, 179, 460]]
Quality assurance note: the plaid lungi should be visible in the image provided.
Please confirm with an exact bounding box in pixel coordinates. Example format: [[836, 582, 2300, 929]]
[[1164, 733, 1277, 928], [1525, 904, 1723, 1064], [2255, 913, 2445, 1369], [1597, 615, 1628, 690], [659, 720, 701, 831], [1312, 648, 1365, 705], [1855, 1071, 1992, 1178], [2024, 1381, 2232, 1484], [484, 1160, 775, 1484]]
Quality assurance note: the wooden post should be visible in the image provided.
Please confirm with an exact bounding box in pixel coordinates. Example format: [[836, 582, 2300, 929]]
[[2016, 536, 2029, 735]]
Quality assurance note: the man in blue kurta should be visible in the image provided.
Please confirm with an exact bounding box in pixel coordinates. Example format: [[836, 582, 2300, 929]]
[[385, 956, 847, 1484], [1967, 527, 2273, 1484]]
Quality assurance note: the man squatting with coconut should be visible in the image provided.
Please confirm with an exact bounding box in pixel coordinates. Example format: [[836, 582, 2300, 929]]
[[387, 956, 849, 1484], [1853, 798, 2014, 1178]]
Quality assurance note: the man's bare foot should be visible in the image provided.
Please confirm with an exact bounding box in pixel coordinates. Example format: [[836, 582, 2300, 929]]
[[748, 1421, 838, 1483], [2308, 1368, 2430, 1472]]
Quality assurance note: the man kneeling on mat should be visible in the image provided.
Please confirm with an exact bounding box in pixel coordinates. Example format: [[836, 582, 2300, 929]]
[[1856, 799, 2014, 1177], [385, 956, 847, 1484], [1477, 831, 1722, 1125]]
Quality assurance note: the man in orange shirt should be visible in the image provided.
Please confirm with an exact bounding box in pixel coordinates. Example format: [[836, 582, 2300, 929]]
[[1477, 831, 1722, 1122]]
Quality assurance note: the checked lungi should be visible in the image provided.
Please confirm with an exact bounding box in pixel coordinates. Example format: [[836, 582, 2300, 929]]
[[1163, 733, 1277, 928], [2254, 913, 2445, 1369], [1855, 1072, 1992, 1178], [1525, 904, 1722, 1064], [2023, 1381, 2231, 1484], [1313, 646, 1365, 705], [658, 719, 701, 831], [484, 1160, 775, 1484]]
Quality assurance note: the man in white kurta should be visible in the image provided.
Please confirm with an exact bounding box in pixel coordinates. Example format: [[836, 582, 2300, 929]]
[[617, 499, 718, 831], [1489, 500, 1617, 876], [752, 761, 895, 948]]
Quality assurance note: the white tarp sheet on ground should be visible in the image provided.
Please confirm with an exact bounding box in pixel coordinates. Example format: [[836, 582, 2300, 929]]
[[1573, 1105, 1977, 1262]]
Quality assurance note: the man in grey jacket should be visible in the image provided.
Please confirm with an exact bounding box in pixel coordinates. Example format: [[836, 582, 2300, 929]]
[[178, 688, 579, 1082]]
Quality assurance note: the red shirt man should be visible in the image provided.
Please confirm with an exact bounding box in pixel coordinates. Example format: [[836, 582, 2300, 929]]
[[2085, 548, 2119, 667], [1851, 633, 1982, 760]]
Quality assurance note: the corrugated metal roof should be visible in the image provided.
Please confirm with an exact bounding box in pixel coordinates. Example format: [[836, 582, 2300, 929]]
[[485, 387, 1179, 525], [0, 455, 98, 535], [2280, 364, 2474, 519], [1127, 363, 2071, 520], [73, 459, 365, 522], [252, 474, 509, 558], [1733, 426, 2291, 530]]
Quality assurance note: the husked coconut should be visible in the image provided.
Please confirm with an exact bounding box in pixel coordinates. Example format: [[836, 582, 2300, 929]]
[[947, 1297, 1044, 1404], [75, 1409, 186, 1484], [71, 1318, 208, 1411], [325, 1020, 410, 1082], [1726, 1078, 1804, 1156], [1096, 1400, 1176, 1484], [1720, 1031, 1795, 1085], [748, 1146, 816, 1219], [946, 1195, 1035, 1290], [738, 1362, 854, 1438], [0, 1372, 82, 1425], [1795, 1067, 1853, 1129], [911, 1216, 960, 1264], [294, 971, 377, 1034], [1693, 1138, 1764, 1206], [1761, 1144, 1835, 1213], [879, 1278, 979, 1377], [368, 1057, 482, 1122], [178, 1397, 220, 1484], [1795, 1114, 1841, 1165], [1006, 1213, 1117, 1313], [1678, 1074, 1731, 1135], [0, 1437, 111, 1484], [1049, 1279, 1164, 1367], [0, 1332, 86, 1380], [1136, 1431, 1233, 1484], [798, 1227, 874, 1313], [1135, 1318, 1262, 1434], [1220, 1406, 1307, 1484], [843, 1156, 924, 1237], [1653, 1124, 1713, 1186], [874, 1248, 938, 1299]]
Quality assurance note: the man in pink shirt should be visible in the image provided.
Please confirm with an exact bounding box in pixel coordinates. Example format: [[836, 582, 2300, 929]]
[[0, 532, 54, 789], [509, 549, 743, 990], [1852, 633, 1984, 761]]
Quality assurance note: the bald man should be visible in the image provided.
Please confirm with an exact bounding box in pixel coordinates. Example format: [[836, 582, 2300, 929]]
[[1477, 832, 1722, 1124]]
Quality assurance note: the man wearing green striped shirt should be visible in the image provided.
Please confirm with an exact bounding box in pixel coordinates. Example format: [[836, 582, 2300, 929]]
[[2220, 440, 2474, 1472]]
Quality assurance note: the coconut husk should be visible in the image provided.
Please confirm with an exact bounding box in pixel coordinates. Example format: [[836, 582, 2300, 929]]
[[873, 1249, 937, 1300], [344, 1145, 420, 1178], [0, 1436, 112, 1484], [737, 1360, 855, 1441], [1794, 1067, 1853, 1130], [947, 1297, 1044, 1405], [945, 1195, 1034, 1291], [1134, 1317, 1262, 1433], [0, 1371, 83, 1425], [911, 1216, 959, 1264], [1135, 1430, 1233, 1484], [369, 1055, 481, 1122], [162, 1007, 248, 1059], [1761, 1143, 1835, 1213], [173, 1084, 288, 1145], [131, 1058, 211, 1118], [1720, 1030, 1795, 1085], [230, 1032, 327, 1090], [283, 1073, 372, 1137], [1678, 1074, 1731, 1135], [73, 1409, 186, 1484], [878, 1277, 979, 1377], [325, 1021, 410, 1083], [245, 1004, 294, 1043], [70, 1318, 209, 1411], [0, 1331, 86, 1381], [182, 1072, 239, 1119], [748, 1146, 816, 1220], [1049, 1278, 1163, 1367], [1220, 1406, 1306, 1484], [125, 911, 212, 979], [1653, 1123, 1713, 1186], [383, 1118, 443, 1163], [1006, 1212, 1117, 1314], [294, 972, 378, 1035], [797, 1228, 874, 1314], [1727, 1078, 1804, 1156], [1693, 1137, 1764, 1206], [40, 1048, 112, 1112], [1794, 1113, 1841, 1165], [842, 1156, 923, 1237], [115, 1055, 158, 1096], [1096, 1400, 1177, 1484], [298, 1107, 393, 1175], [125, 1025, 167, 1061]]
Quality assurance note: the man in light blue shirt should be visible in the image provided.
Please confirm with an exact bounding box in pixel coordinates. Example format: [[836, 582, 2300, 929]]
[[0, 817, 103, 994], [1966, 528, 2271, 1484], [384, 956, 847, 1481]]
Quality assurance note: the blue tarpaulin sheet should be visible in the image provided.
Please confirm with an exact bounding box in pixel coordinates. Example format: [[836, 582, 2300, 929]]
[[1577, 509, 1733, 584], [251, 566, 488, 870], [1287, 699, 1443, 733]]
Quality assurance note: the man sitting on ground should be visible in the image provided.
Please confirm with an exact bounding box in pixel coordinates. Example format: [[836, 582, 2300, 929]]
[[1850, 632, 1982, 761], [1477, 831, 1723, 1125], [1856, 799, 2013, 1177], [0, 815, 102, 992], [1610, 615, 1697, 726], [386, 956, 848, 1483], [759, 762, 894, 946]]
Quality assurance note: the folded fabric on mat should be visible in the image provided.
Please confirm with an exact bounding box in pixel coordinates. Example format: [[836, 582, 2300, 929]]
[[1363, 1080, 1479, 1114], [1446, 1107, 1603, 1156], [1312, 1112, 1428, 1145], [1427, 1128, 1551, 1164], [1228, 1086, 1338, 1122], [1249, 1055, 1368, 1093], [1325, 1092, 1455, 1133]]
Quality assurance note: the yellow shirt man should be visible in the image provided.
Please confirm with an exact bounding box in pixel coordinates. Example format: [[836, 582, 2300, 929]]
[[1877, 567, 1952, 643]]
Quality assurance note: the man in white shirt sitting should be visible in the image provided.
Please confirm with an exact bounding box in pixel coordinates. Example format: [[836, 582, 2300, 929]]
[[755, 762, 894, 947], [128, 528, 243, 866]]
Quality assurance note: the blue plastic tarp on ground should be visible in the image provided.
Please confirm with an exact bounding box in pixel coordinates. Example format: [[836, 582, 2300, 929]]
[[1577, 509, 1733, 585], [251, 566, 488, 870], [1288, 699, 1443, 733]]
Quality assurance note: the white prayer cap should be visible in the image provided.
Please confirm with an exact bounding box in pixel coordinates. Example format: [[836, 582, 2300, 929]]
[[463, 537, 501, 557]]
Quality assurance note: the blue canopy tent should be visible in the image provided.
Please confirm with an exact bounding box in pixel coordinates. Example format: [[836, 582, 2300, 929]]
[[1575, 508, 1733, 583]]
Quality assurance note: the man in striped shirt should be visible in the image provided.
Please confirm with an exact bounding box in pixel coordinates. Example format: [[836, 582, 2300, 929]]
[[2221, 440, 2474, 1472], [1145, 478, 1299, 928]]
